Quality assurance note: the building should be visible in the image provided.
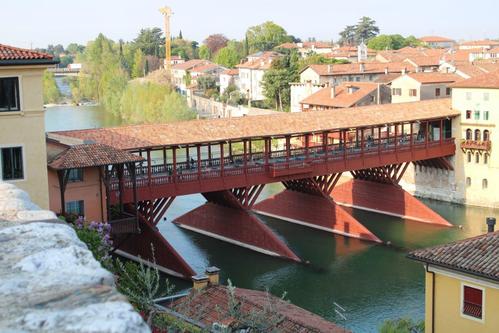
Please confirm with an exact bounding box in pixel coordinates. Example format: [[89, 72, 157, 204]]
[[390, 73, 461, 103], [162, 267, 350, 333], [277, 41, 332, 57], [237, 51, 281, 102], [403, 56, 442, 72], [408, 220, 498, 333], [468, 48, 499, 62], [219, 68, 239, 94], [325, 45, 377, 62], [290, 82, 325, 113], [376, 47, 447, 63], [188, 62, 226, 86], [299, 81, 390, 112], [419, 36, 456, 49], [459, 40, 499, 51], [171, 59, 211, 93], [0, 43, 58, 208], [449, 70, 499, 207]]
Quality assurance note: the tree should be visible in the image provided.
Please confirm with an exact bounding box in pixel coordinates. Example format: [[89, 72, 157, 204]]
[[379, 318, 424, 333], [172, 38, 198, 60], [213, 46, 241, 68], [199, 45, 211, 60], [339, 25, 357, 46], [133, 27, 165, 57], [131, 49, 146, 78], [203, 34, 229, 54], [355, 16, 380, 43], [368, 34, 422, 50], [42, 71, 61, 104], [262, 53, 299, 111], [404, 35, 423, 48], [66, 43, 85, 55], [178, 30, 183, 39], [246, 21, 292, 53]]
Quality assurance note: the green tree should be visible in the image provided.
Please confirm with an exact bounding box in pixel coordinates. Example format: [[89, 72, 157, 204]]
[[131, 49, 146, 78], [246, 21, 292, 52], [355, 16, 380, 43], [379, 318, 424, 333], [203, 34, 229, 54], [339, 25, 357, 46], [42, 71, 61, 104], [133, 27, 165, 56], [368, 34, 422, 50], [404, 35, 423, 47], [199, 45, 211, 60], [213, 46, 241, 68], [66, 43, 85, 55], [262, 53, 299, 111]]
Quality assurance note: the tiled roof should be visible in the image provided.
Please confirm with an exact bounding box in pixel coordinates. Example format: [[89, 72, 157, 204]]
[[449, 69, 499, 89], [172, 59, 210, 71], [301, 82, 380, 108], [0, 43, 57, 65], [48, 99, 458, 150], [221, 68, 239, 76], [408, 231, 499, 281], [168, 285, 349, 333], [460, 40, 499, 47], [404, 56, 441, 67], [375, 73, 402, 83], [278, 42, 332, 49], [237, 52, 281, 70], [303, 61, 415, 76], [405, 72, 461, 84], [190, 63, 224, 74], [419, 36, 455, 43], [47, 143, 144, 170]]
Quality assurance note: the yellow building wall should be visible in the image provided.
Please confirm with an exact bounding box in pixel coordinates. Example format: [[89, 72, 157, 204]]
[[452, 87, 499, 208], [0, 66, 50, 208], [426, 270, 499, 333]]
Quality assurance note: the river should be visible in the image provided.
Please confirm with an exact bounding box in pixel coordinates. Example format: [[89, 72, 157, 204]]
[[44, 103, 498, 333]]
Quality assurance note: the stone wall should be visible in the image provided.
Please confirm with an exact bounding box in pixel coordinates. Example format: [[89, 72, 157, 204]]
[[0, 181, 150, 333]]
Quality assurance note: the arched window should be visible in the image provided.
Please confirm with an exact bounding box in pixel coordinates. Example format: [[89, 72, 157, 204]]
[[474, 129, 481, 141], [482, 179, 488, 189], [476, 153, 480, 164], [467, 151, 472, 163], [466, 177, 472, 187], [466, 129, 472, 140], [484, 153, 489, 164], [483, 130, 490, 141]]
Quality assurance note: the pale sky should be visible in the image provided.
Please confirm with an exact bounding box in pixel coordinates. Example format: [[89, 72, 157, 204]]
[[2, 0, 498, 49]]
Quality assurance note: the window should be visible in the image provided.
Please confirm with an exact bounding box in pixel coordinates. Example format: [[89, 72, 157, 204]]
[[484, 153, 489, 164], [462, 285, 483, 320], [466, 129, 472, 140], [483, 130, 490, 141], [474, 111, 480, 120], [446, 87, 451, 95], [467, 151, 472, 163], [475, 129, 481, 141], [1, 147, 23, 180], [482, 179, 488, 189], [409, 89, 418, 97], [484, 92, 489, 101], [466, 177, 472, 187], [392, 88, 402, 96], [435, 88, 441, 96], [466, 92, 472, 100], [466, 110, 472, 119], [66, 200, 84, 216], [68, 168, 83, 182], [483, 111, 489, 121], [0, 77, 20, 112], [475, 153, 480, 164]]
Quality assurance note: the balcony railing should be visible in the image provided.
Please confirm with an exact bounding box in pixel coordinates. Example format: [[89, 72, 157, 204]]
[[109, 212, 138, 235], [460, 139, 491, 151]]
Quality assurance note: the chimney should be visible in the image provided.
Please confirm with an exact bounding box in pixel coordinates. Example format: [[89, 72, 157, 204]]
[[327, 64, 333, 73], [205, 266, 220, 285], [359, 62, 365, 73], [192, 274, 209, 291], [384, 67, 389, 75], [331, 85, 336, 98], [486, 217, 496, 233]]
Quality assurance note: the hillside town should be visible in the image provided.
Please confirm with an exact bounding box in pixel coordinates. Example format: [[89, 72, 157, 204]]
[[1, 2, 499, 333]]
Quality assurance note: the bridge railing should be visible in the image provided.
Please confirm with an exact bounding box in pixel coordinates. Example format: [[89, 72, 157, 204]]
[[109, 134, 454, 191]]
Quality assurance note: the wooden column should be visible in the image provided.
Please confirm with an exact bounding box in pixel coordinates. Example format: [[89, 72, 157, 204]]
[[425, 121, 429, 148], [220, 142, 225, 177], [163, 148, 167, 170], [323, 132, 328, 160], [243, 139, 248, 173], [394, 123, 398, 152], [172, 146, 177, 183], [361, 128, 365, 157], [186, 145, 190, 168], [285, 136, 291, 165], [265, 138, 270, 165], [305, 134, 310, 161], [343, 131, 347, 159], [117, 165, 125, 214], [249, 139, 253, 161], [228, 141, 233, 162], [197, 145, 201, 180], [147, 149, 152, 185], [410, 122, 414, 148], [440, 119, 443, 144], [208, 143, 212, 166], [378, 126, 382, 155]]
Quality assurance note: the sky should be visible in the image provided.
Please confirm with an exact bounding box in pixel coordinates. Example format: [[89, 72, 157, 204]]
[[2, 0, 498, 49]]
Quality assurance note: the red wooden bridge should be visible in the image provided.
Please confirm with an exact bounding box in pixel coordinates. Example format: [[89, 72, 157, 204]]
[[51, 99, 459, 279]]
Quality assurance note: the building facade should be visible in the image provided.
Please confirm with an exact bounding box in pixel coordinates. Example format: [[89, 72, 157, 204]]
[[237, 51, 281, 102], [0, 44, 58, 208], [390, 73, 459, 104]]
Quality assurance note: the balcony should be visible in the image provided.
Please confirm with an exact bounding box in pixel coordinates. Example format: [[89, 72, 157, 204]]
[[460, 139, 491, 151], [109, 212, 139, 235]]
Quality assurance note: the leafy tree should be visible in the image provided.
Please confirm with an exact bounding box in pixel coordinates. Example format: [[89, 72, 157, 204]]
[[297, 54, 349, 71], [404, 35, 423, 47], [133, 27, 165, 56], [379, 318, 424, 333], [42, 71, 61, 104], [355, 16, 380, 43], [203, 34, 229, 54], [368, 34, 422, 50], [197, 75, 217, 91], [199, 45, 211, 60], [262, 52, 299, 111], [221, 83, 246, 106], [66, 43, 85, 55], [339, 25, 357, 46], [178, 30, 183, 39], [131, 49, 146, 78], [59, 54, 74, 68], [246, 21, 292, 52], [172, 38, 199, 60], [213, 46, 241, 68]]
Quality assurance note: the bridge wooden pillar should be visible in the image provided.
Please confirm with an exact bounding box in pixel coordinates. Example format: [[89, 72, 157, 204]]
[[162, 148, 167, 170], [208, 143, 212, 166], [147, 149, 152, 186], [185, 145, 190, 169], [305, 134, 310, 161], [285, 136, 291, 165], [248, 138, 252, 160], [243, 139, 248, 173], [172, 146, 177, 183], [264, 137, 270, 165], [220, 142, 225, 177], [197, 144, 201, 179], [228, 141, 233, 162]]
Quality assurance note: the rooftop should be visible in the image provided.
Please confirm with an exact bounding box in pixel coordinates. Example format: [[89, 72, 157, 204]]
[[168, 285, 349, 333], [172, 59, 210, 71], [419, 36, 455, 43], [408, 231, 499, 282], [460, 40, 499, 47], [47, 143, 144, 170], [0, 43, 57, 66], [237, 51, 281, 70], [450, 70, 499, 89], [404, 72, 461, 84], [301, 82, 380, 108], [303, 62, 415, 76], [48, 99, 458, 150]]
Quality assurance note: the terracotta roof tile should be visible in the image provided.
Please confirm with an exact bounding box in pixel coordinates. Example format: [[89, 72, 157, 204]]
[[221, 68, 239, 76], [0, 43, 56, 64], [404, 55, 441, 67], [237, 52, 281, 70], [304, 62, 415, 76], [301, 82, 380, 108], [408, 231, 499, 281], [450, 69, 499, 89], [47, 143, 144, 170], [48, 99, 458, 150], [460, 40, 499, 47], [172, 59, 210, 71], [419, 36, 455, 43], [405, 72, 461, 84], [168, 285, 349, 333]]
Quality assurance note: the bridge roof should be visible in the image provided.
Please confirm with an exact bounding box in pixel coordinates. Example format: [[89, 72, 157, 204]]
[[49, 99, 458, 150]]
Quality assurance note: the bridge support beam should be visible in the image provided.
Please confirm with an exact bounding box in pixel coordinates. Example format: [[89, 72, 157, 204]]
[[332, 163, 452, 226], [113, 198, 196, 280], [173, 185, 301, 262], [253, 175, 382, 243]]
